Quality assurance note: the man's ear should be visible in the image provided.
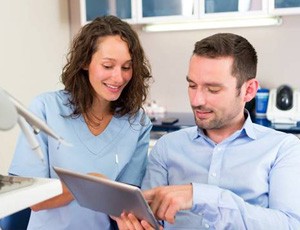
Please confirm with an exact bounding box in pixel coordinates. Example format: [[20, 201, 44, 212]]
[[244, 79, 259, 103]]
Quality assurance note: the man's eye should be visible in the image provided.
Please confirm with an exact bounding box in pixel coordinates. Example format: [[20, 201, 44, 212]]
[[188, 84, 197, 89], [208, 87, 221, 93]]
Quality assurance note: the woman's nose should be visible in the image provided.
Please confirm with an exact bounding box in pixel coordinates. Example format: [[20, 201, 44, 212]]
[[112, 67, 123, 82]]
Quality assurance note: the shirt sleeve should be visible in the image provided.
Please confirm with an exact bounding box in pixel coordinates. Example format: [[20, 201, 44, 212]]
[[141, 138, 168, 190], [191, 136, 300, 229]]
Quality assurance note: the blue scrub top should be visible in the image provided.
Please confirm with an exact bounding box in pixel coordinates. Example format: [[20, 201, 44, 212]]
[[9, 90, 152, 230]]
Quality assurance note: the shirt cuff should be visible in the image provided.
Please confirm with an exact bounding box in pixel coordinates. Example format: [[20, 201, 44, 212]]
[[190, 182, 221, 215]]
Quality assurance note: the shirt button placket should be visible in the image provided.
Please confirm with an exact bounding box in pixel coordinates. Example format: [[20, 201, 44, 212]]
[[208, 145, 222, 185]]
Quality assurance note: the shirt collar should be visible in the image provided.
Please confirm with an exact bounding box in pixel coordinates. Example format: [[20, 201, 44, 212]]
[[242, 109, 257, 140], [195, 109, 256, 141]]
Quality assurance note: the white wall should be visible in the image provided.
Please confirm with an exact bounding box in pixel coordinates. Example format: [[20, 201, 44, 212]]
[[0, 1, 70, 174], [138, 15, 300, 112]]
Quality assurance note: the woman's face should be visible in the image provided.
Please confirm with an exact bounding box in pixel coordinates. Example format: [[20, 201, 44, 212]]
[[86, 35, 133, 104]]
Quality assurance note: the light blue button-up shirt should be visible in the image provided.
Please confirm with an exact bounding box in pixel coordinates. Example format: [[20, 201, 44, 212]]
[[142, 114, 300, 229]]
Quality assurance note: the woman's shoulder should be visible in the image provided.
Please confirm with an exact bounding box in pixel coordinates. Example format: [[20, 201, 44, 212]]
[[32, 90, 69, 103], [132, 108, 152, 126], [29, 90, 72, 114], [115, 108, 152, 129]]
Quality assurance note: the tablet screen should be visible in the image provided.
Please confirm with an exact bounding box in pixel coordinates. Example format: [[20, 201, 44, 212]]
[[53, 166, 160, 229]]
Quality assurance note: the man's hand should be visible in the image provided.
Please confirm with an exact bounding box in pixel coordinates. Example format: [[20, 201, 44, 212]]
[[143, 184, 193, 224]]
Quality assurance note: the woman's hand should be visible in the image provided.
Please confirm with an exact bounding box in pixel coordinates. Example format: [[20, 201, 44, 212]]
[[30, 172, 107, 211], [30, 182, 74, 211], [112, 212, 163, 230], [87, 172, 107, 179]]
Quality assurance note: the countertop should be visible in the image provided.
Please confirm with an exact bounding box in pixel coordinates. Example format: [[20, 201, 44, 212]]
[[150, 112, 300, 135]]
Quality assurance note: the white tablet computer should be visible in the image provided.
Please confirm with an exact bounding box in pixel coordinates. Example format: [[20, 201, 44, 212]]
[[53, 166, 160, 229]]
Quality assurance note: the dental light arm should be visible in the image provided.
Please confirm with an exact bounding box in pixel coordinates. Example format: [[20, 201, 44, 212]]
[[0, 87, 68, 161], [17, 116, 44, 161]]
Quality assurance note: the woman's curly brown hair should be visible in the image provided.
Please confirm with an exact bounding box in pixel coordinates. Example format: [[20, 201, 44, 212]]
[[61, 15, 152, 118]]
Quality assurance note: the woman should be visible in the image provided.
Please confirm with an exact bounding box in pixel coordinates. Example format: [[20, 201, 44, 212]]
[[8, 15, 153, 230]]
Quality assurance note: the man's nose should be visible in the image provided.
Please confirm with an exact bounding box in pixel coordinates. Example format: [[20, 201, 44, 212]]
[[191, 90, 206, 107]]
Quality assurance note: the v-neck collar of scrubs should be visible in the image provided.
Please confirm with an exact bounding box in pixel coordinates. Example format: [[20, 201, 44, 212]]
[[72, 115, 127, 155]]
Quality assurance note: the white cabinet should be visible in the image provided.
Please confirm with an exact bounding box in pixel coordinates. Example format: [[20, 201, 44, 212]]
[[269, 0, 300, 15], [70, 0, 271, 26], [200, 0, 269, 18], [136, 0, 198, 23], [70, 0, 136, 24], [86, 0, 128, 20], [69, 0, 137, 36], [136, 0, 270, 23], [69, 0, 296, 34], [84, 0, 136, 22]]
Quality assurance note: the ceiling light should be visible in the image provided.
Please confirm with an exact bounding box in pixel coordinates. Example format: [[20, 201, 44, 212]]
[[143, 16, 282, 32]]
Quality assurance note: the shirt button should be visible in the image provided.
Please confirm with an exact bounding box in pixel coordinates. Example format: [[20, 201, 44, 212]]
[[211, 172, 217, 177], [204, 223, 210, 228]]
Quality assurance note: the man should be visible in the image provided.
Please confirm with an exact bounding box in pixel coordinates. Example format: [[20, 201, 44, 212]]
[[117, 33, 300, 229]]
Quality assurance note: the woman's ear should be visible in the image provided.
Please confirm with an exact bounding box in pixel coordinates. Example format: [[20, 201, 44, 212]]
[[82, 62, 89, 71], [244, 79, 259, 103]]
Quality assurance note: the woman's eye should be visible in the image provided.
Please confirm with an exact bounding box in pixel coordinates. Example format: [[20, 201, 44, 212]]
[[103, 65, 113, 69], [122, 66, 132, 71]]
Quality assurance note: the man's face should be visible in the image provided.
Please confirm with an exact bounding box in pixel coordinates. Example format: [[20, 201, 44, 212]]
[[187, 55, 246, 132]]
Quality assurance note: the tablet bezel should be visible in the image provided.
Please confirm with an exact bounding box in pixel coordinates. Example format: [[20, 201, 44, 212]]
[[53, 166, 160, 229]]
